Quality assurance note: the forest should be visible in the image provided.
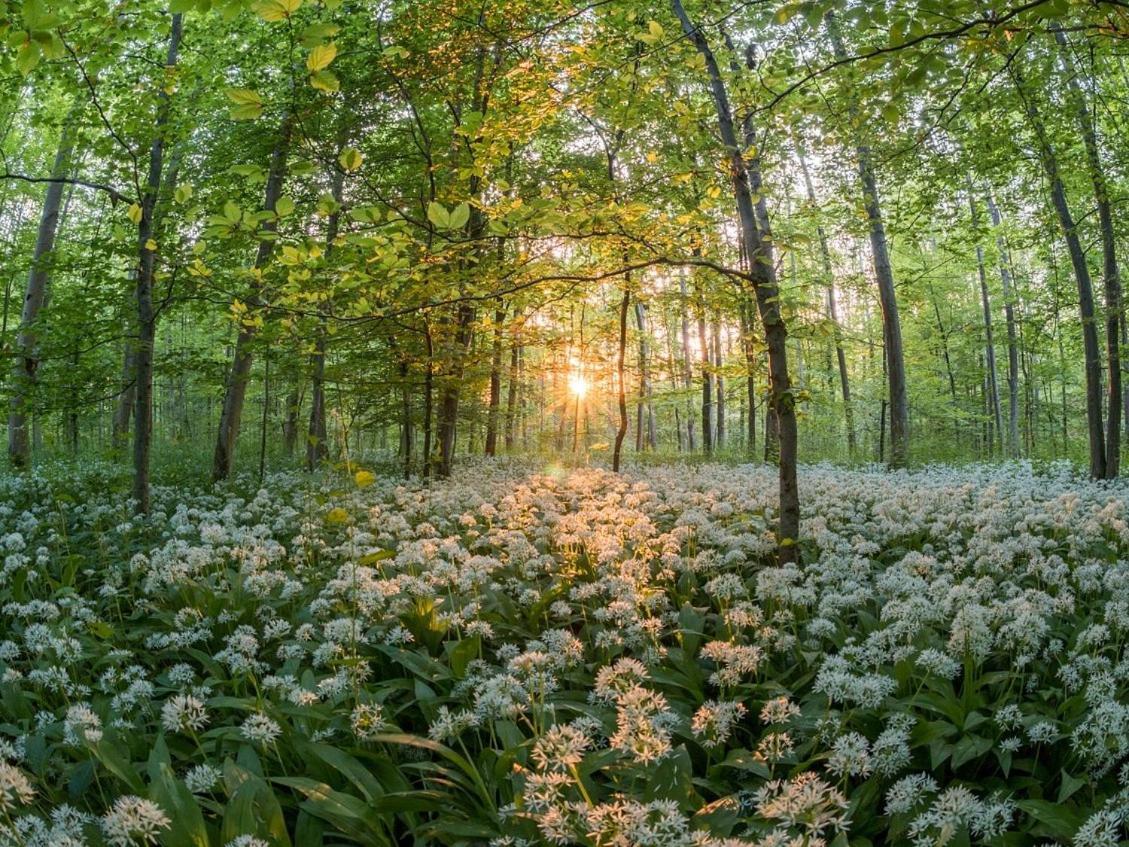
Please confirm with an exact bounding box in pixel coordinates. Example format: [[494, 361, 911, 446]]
[[3, 1, 1129, 845]]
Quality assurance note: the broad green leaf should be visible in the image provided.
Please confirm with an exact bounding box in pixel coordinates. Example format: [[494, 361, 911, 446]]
[[306, 42, 336, 72]]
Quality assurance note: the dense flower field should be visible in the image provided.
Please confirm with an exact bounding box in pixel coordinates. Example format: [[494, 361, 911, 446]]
[[1, 459, 1129, 846]]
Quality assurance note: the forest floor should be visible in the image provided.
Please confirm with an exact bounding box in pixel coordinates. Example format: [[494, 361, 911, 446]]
[[0, 459, 1125, 845]]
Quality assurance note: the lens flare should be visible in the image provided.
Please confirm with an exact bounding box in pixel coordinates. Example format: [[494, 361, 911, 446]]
[[568, 373, 590, 399]]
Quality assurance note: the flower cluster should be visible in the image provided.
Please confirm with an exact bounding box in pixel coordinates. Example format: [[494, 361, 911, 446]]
[[0, 458, 1125, 845]]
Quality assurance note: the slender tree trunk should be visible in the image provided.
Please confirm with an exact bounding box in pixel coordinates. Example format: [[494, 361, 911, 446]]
[[215, 116, 291, 481], [8, 107, 79, 469], [740, 297, 757, 455], [399, 355, 412, 477], [634, 300, 655, 451], [797, 147, 855, 456], [504, 329, 520, 451], [827, 13, 907, 467], [986, 192, 1022, 458], [674, 0, 799, 560], [436, 303, 473, 477], [484, 304, 504, 456], [968, 179, 1003, 455], [131, 13, 183, 511], [422, 321, 434, 477], [713, 312, 725, 449], [697, 291, 712, 455], [1055, 26, 1121, 476], [307, 164, 344, 471], [1012, 61, 1105, 477], [612, 287, 630, 471], [678, 275, 696, 451]]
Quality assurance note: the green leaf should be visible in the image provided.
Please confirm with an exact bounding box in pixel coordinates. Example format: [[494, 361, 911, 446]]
[[15, 42, 39, 74], [309, 70, 339, 92], [226, 88, 263, 120], [427, 201, 451, 229], [306, 42, 336, 72], [338, 148, 363, 172], [448, 201, 470, 230], [274, 196, 295, 217]]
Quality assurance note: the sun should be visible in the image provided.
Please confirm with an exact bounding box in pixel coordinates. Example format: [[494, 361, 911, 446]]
[[568, 373, 590, 399]]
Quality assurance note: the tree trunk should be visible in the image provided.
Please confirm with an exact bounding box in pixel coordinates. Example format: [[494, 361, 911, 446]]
[[1012, 61, 1106, 477], [634, 300, 655, 451], [986, 191, 1022, 458], [422, 322, 434, 477], [674, 0, 799, 561], [827, 12, 907, 468], [740, 297, 757, 455], [8, 106, 79, 469], [968, 178, 1003, 456], [282, 384, 300, 456], [697, 291, 712, 455], [1055, 26, 1121, 476], [484, 304, 504, 456], [214, 116, 291, 481], [678, 275, 696, 451], [504, 331, 520, 451], [307, 162, 344, 471], [132, 13, 183, 513], [612, 287, 630, 471], [713, 311, 725, 449], [399, 355, 412, 477], [798, 147, 855, 456]]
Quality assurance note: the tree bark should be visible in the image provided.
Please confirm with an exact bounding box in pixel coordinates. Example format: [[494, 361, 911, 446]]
[[798, 147, 855, 456], [307, 162, 344, 471], [484, 304, 505, 456], [8, 106, 79, 469], [1055, 26, 1121, 476], [697, 289, 712, 455], [1012, 61, 1106, 477], [673, 0, 799, 561], [213, 117, 292, 481], [713, 311, 725, 449], [612, 287, 630, 471], [968, 178, 1003, 456], [504, 329, 520, 451], [827, 12, 908, 468], [986, 191, 1022, 458], [133, 12, 184, 513]]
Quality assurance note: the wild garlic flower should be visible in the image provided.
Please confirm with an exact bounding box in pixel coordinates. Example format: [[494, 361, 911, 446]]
[[100, 796, 170, 846]]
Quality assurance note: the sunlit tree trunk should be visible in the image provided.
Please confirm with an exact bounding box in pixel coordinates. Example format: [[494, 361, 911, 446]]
[[713, 311, 725, 449], [214, 116, 291, 481], [634, 300, 656, 451], [674, 0, 799, 560], [678, 275, 696, 450], [504, 331, 520, 451], [612, 287, 630, 471], [697, 289, 712, 455], [485, 304, 504, 457]]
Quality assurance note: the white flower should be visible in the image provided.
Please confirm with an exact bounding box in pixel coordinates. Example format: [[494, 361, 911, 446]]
[[0, 761, 34, 812], [240, 713, 281, 745], [101, 796, 170, 846], [351, 703, 386, 740], [160, 694, 208, 733]]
